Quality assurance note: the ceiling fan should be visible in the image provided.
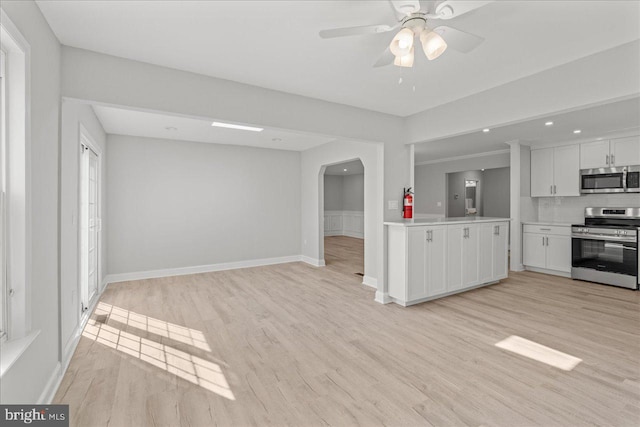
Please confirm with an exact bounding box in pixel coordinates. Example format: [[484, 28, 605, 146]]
[[319, 1, 491, 68]]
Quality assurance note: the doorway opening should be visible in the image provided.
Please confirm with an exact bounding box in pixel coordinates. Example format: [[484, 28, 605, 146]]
[[79, 130, 101, 314], [322, 159, 364, 279]]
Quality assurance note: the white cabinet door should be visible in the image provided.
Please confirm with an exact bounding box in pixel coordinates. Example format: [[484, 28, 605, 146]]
[[523, 233, 546, 269], [425, 226, 447, 297], [493, 223, 509, 280], [580, 140, 610, 169], [546, 235, 571, 273], [611, 136, 640, 167], [462, 225, 480, 288], [531, 148, 554, 197], [407, 228, 427, 301], [553, 145, 580, 196], [447, 225, 465, 292], [478, 224, 495, 283]]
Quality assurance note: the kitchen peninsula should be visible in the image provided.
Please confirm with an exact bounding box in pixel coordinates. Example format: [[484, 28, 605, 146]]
[[385, 217, 510, 306]]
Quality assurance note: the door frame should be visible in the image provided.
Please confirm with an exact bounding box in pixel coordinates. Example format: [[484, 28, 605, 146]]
[[77, 124, 102, 317]]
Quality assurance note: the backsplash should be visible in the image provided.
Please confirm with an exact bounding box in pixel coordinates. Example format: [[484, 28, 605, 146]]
[[538, 194, 640, 223]]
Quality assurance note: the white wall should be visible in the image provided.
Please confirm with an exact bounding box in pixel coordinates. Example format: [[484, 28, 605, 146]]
[[0, 0, 62, 404], [414, 151, 510, 215], [59, 101, 107, 364], [106, 135, 301, 277], [301, 140, 383, 289], [407, 41, 640, 144]]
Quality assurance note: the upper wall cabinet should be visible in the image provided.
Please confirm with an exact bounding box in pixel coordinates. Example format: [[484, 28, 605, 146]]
[[580, 136, 640, 169], [531, 145, 580, 197]]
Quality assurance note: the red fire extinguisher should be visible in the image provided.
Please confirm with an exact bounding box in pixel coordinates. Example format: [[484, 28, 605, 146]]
[[403, 187, 413, 219]]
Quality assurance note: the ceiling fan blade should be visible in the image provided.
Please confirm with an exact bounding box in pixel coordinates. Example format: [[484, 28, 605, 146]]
[[434, 25, 484, 53], [389, 0, 422, 18], [319, 24, 395, 39], [434, 1, 494, 20], [373, 47, 395, 68]]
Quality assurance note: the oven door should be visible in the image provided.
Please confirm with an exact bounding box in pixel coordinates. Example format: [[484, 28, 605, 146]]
[[580, 168, 626, 194], [571, 235, 638, 288]]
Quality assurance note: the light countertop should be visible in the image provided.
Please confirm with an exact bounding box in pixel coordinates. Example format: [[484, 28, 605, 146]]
[[522, 221, 573, 227], [384, 217, 511, 227]]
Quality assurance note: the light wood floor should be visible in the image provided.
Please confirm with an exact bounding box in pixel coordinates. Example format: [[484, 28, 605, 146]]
[[55, 237, 640, 426]]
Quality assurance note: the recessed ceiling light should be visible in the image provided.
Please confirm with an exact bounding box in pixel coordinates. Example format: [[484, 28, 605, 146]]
[[545, 121, 554, 126], [482, 128, 490, 133], [481, 169, 485, 171], [573, 129, 582, 134], [212, 121, 263, 132], [165, 126, 177, 131], [343, 168, 348, 172]]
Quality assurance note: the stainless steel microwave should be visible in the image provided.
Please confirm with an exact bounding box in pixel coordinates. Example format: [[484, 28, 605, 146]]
[[580, 166, 640, 194]]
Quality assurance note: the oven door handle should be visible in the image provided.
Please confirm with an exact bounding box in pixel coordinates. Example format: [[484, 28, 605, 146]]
[[571, 234, 637, 243]]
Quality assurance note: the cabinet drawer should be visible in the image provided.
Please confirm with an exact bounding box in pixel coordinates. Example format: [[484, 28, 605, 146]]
[[523, 224, 570, 236]]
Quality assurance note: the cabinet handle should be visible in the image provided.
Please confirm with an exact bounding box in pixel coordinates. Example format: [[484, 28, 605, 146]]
[[550, 185, 553, 195], [611, 154, 615, 165], [542, 236, 545, 246], [553, 184, 556, 194], [606, 154, 610, 165], [545, 237, 549, 246], [540, 228, 551, 231]]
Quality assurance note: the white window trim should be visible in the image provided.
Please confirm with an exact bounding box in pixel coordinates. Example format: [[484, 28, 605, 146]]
[[0, 7, 34, 377]]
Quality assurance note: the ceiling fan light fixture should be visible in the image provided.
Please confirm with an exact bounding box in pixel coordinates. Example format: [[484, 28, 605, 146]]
[[393, 46, 414, 67], [420, 29, 447, 60], [390, 28, 414, 57]]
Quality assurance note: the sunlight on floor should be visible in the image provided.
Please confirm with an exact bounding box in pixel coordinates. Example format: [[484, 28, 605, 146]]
[[95, 301, 211, 351], [84, 304, 235, 400], [495, 335, 582, 371]]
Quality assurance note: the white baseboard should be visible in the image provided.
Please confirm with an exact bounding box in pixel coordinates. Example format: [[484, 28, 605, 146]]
[[37, 362, 62, 404], [362, 275, 377, 288], [105, 255, 303, 284], [342, 231, 364, 239], [301, 256, 326, 267], [375, 291, 392, 304]]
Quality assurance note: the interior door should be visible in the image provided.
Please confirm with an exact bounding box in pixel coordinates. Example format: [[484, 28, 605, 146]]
[[80, 143, 99, 312]]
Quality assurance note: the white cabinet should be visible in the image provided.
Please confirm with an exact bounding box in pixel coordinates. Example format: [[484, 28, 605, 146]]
[[531, 145, 580, 197], [611, 136, 640, 166], [580, 140, 610, 169], [406, 226, 447, 301], [580, 136, 640, 169], [523, 224, 571, 275], [480, 222, 509, 283], [387, 221, 509, 306]]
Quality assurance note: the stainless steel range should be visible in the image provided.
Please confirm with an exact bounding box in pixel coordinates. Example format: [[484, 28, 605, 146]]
[[571, 208, 639, 289]]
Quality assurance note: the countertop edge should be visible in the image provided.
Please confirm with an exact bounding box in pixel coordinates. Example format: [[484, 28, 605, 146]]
[[384, 217, 511, 227]]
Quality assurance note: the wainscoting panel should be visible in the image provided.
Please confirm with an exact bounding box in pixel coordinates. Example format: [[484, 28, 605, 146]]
[[324, 211, 364, 239]]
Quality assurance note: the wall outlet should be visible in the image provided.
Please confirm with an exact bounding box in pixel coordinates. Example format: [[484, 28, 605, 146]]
[[388, 200, 399, 210]]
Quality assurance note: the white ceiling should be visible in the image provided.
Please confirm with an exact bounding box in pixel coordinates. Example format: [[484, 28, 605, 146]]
[[92, 105, 335, 151], [37, 1, 640, 117], [414, 97, 640, 163], [325, 159, 365, 175]]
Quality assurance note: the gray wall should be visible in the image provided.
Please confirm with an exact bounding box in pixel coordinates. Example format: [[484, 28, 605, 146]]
[[343, 174, 364, 211], [323, 173, 364, 212], [447, 170, 484, 217], [483, 167, 511, 218], [324, 175, 344, 211], [107, 135, 301, 275], [415, 151, 510, 215]]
